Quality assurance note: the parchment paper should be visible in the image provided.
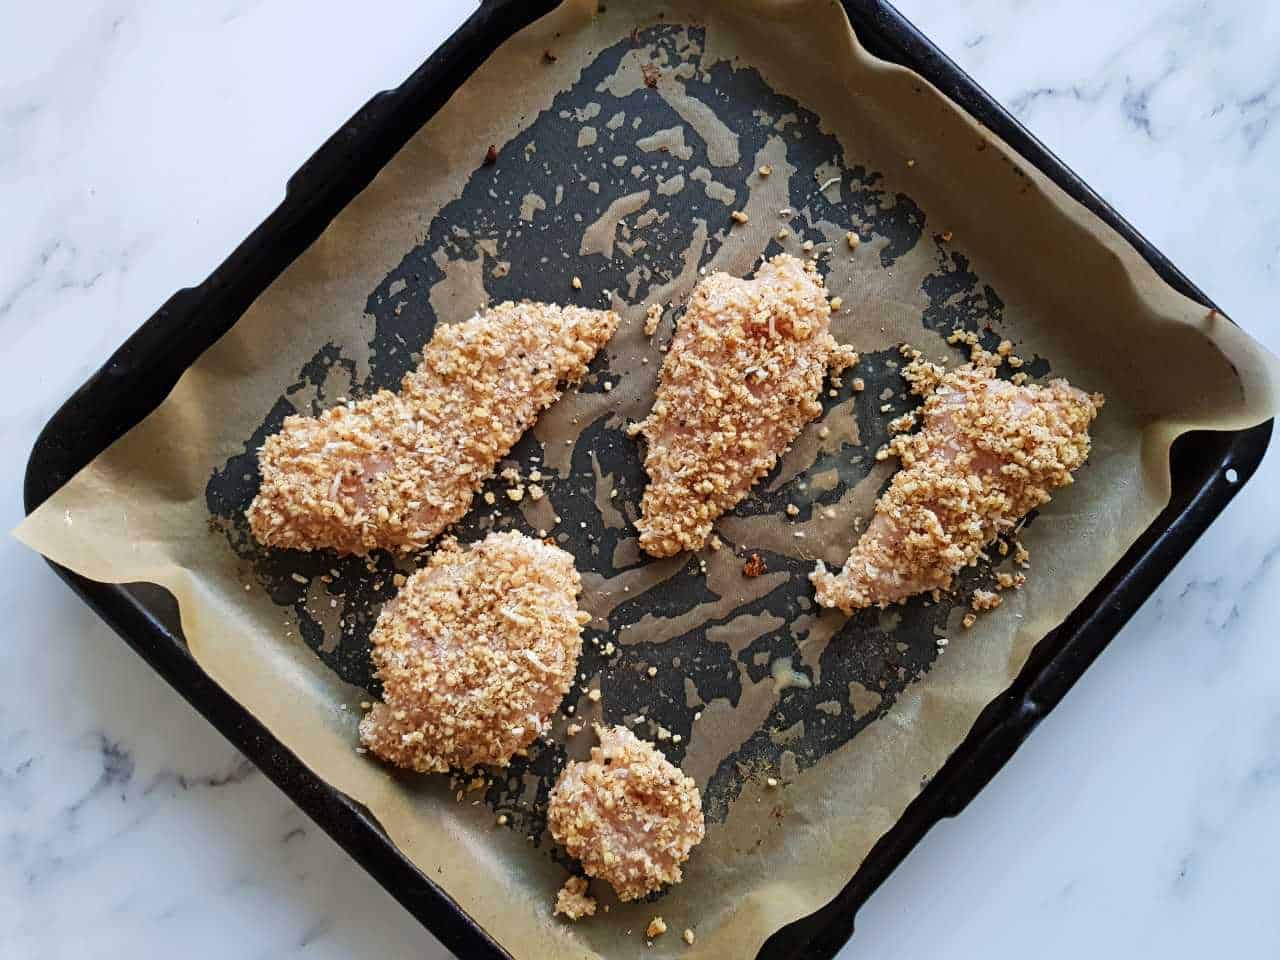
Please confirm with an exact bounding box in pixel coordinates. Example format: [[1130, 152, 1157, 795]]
[[17, 1, 1278, 957]]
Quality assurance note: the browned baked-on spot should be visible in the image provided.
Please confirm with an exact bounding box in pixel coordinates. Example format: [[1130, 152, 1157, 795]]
[[543, 48, 558, 63], [483, 144, 498, 166], [642, 63, 660, 88]]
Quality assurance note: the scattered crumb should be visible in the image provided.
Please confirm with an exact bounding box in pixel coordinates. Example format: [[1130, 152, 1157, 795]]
[[941, 230, 953, 242], [846, 231, 860, 248], [588, 688, 602, 702], [528, 484, 545, 501], [830, 296, 844, 311], [758, 164, 773, 176], [743, 553, 767, 577], [483, 144, 498, 166], [1014, 541, 1030, 567], [708, 534, 722, 551], [971, 589, 1002, 611], [572, 276, 583, 290], [785, 504, 800, 517], [996, 572, 1026, 590], [731, 210, 749, 224], [776, 227, 790, 241], [647, 916, 667, 939], [644, 302, 663, 336], [555, 876, 597, 921], [497, 813, 509, 826], [647, 665, 658, 678], [683, 929, 696, 946], [852, 377, 865, 392], [801, 239, 815, 252], [766, 776, 779, 788], [906, 158, 916, 167], [888, 412, 916, 434]]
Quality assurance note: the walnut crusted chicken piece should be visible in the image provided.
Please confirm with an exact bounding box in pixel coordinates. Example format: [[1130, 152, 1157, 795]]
[[634, 254, 854, 557], [358, 531, 589, 772], [248, 302, 618, 555], [811, 363, 1103, 613], [547, 725, 705, 902]]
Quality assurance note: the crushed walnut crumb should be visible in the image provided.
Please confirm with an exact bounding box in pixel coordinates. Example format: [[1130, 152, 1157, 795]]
[[971, 589, 1003, 611], [644, 302, 663, 337], [554, 875, 597, 921]]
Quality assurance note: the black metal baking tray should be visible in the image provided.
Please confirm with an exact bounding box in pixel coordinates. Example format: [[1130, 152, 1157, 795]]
[[23, 1, 1272, 957]]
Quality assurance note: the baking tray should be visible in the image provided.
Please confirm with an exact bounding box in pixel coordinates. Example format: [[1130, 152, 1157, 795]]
[[22, 1, 1272, 957]]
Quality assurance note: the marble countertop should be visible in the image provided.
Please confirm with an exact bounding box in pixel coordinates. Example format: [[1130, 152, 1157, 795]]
[[3, 1, 1277, 957]]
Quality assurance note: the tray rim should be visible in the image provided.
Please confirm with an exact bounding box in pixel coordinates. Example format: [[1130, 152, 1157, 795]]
[[21, 1, 1274, 958]]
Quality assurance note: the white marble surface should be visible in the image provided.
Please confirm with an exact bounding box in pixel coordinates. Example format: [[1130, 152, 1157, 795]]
[[3, 1, 1277, 956]]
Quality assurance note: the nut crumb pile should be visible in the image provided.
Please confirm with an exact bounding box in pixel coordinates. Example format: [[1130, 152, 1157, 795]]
[[634, 253, 856, 557], [247, 301, 617, 555], [548, 725, 705, 902], [359, 531, 589, 772], [812, 360, 1103, 612], [554, 875, 597, 921]]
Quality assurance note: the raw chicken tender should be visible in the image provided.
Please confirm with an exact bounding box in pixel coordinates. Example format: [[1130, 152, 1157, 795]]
[[811, 362, 1102, 612], [248, 302, 617, 555], [635, 254, 854, 556]]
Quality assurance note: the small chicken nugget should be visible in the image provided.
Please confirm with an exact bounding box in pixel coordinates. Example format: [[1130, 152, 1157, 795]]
[[548, 725, 704, 901]]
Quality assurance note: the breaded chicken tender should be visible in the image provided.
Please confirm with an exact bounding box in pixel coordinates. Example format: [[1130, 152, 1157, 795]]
[[547, 725, 705, 902], [248, 302, 618, 555], [634, 254, 854, 556], [811, 363, 1102, 612], [359, 531, 589, 772]]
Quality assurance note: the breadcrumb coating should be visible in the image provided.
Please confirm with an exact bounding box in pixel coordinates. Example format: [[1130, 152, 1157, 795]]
[[812, 363, 1102, 612], [554, 875, 597, 921], [248, 302, 618, 555], [359, 531, 589, 772], [548, 725, 705, 902], [635, 254, 854, 557]]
